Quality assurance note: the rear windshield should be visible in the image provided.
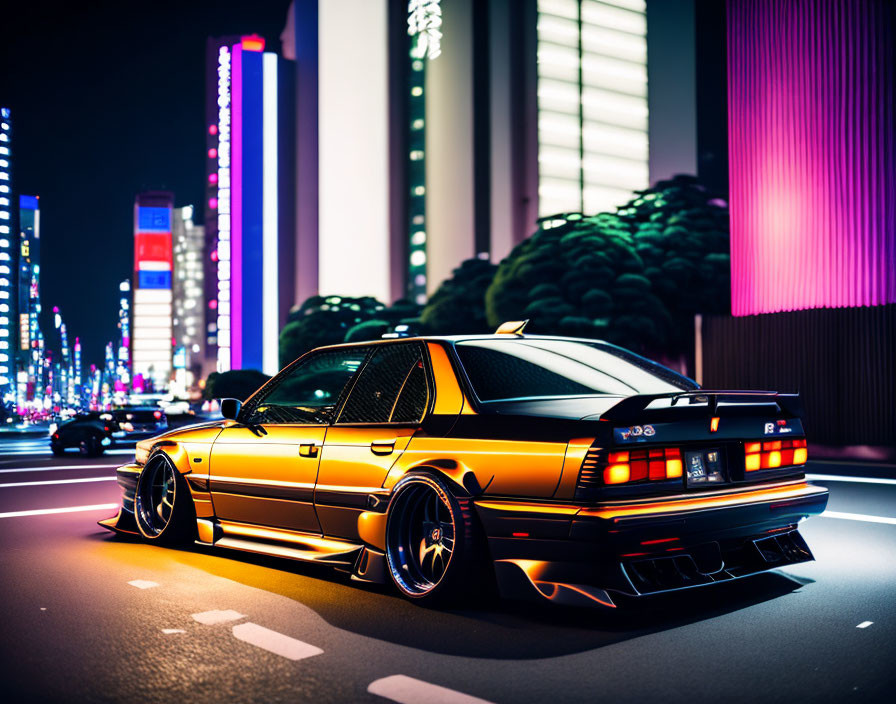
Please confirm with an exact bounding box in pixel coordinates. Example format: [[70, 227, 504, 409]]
[[454, 339, 697, 402]]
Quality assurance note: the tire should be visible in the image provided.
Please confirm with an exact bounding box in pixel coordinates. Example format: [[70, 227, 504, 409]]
[[134, 454, 195, 545], [78, 436, 103, 457], [50, 445, 66, 457], [384, 473, 482, 606]]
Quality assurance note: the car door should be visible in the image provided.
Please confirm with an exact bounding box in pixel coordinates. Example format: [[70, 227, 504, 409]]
[[208, 347, 368, 534], [315, 342, 431, 539]]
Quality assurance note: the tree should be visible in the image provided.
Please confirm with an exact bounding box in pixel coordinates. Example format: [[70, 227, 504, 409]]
[[420, 257, 498, 334], [203, 369, 271, 402], [484, 213, 671, 352], [279, 295, 423, 367], [617, 174, 731, 340]]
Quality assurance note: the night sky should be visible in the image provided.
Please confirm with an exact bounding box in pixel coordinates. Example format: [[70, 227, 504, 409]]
[[0, 0, 292, 368]]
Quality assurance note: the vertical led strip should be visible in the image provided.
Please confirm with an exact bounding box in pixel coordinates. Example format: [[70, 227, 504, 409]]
[[536, 0, 648, 216], [262, 52, 279, 375], [0, 108, 11, 391], [230, 43, 244, 370], [216, 45, 232, 372]]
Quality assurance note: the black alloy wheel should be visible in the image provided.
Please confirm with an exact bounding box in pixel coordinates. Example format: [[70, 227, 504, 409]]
[[385, 474, 480, 604], [134, 454, 194, 544], [79, 436, 102, 457]]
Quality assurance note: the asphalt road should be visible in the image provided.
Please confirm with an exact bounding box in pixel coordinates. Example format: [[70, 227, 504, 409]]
[[1, 437, 894, 703]]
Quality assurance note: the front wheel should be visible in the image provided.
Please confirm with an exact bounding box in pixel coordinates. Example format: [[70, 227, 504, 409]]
[[384, 473, 482, 605], [134, 454, 195, 544]]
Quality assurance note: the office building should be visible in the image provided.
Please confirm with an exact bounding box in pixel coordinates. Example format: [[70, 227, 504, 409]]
[[206, 35, 295, 375], [132, 191, 174, 391], [172, 205, 206, 392]]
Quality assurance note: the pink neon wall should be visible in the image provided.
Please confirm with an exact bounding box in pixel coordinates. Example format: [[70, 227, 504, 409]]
[[727, 0, 895, 315]]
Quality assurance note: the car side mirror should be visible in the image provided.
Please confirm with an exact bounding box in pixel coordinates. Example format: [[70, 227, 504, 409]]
[[220, 398, 242, 421]]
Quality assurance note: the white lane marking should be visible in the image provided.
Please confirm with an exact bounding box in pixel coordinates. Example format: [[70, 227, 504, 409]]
[[0, 464, 118, 474], [821, 511, 896, 525], [192, 609, 246, 625], [0, 449, 134, 458], [162, 628, 185, 634], [807, 474, 896, 486], [0, 503, 118, 519], [368, 675, 494, 704], [40, 607, 47, 611], [0, 477, 117, 488], [856, 621, 873, 629], [231, 622, 323, 661], [128, 580, 159, 590]]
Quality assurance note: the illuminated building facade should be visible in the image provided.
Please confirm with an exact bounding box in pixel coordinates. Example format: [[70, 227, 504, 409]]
[[206, 35, 294, 375], [115, 280, 131, 400], [132, 192, 174, 391], [0, 107, 14, 398], [16, 195, 42, 409], [172, 205, 205, 392], [280, 0, 688, 305]]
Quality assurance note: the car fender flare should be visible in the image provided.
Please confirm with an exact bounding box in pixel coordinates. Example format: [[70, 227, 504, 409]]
[[359, 461, 491, 552], [147, 441, 191, 476]]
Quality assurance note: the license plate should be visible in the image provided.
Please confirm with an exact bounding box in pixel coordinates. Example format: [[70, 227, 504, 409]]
[[686, 449, 725, 485]]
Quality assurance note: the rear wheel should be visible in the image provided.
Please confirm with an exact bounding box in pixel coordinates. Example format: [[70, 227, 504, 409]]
[[134, 454, 195, 544], [385, 473, 481, 605], [50, 444, 66, 457]]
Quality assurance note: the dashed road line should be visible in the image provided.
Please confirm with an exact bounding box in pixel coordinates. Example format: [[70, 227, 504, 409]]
[[368, 675, 494, 704], [0, 503, 119, 519], [856, 621, 873, 629], [821, 511, 896, 526], [231, 622, 324, 661], [0, 476, 117, 488], [161, 629, 185, 634], [192, 609, 246, 625], [128, 580, 159, 590]]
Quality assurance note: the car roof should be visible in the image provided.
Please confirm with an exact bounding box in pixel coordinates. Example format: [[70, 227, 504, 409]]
[[311, 333, 616, 351]]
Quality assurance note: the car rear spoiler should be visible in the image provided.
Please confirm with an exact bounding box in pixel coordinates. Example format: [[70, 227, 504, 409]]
[[600, 390, 803, 423]]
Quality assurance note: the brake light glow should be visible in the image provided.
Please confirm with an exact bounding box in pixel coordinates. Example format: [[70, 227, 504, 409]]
[[604, 447, 683, 485], [745, 438, 807, 471]]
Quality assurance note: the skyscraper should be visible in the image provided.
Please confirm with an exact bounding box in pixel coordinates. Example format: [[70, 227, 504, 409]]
[[172, 204, 206, 393], [0, 107, 14, 398], [207, 35, 294, 375], [132, 191, 174, 392], [17, 195, 42, 410]]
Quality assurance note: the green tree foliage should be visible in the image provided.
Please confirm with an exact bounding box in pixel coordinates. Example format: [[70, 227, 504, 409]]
[[485, 213, 671, 351], [420, 257, 498, 334], [203, 369, 271, 402], [279, 295, 422, 367], [617, 174, 731, 322], [484, 176, 730, 354]]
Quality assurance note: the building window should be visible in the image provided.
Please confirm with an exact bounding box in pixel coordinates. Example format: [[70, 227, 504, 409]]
[[536, 0, 648, 217]]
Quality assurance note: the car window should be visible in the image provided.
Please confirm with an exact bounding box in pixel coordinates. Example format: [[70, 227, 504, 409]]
[[245, 348, 368, 425], [337, 343, 428, 424], [455, 339, 696, 402]]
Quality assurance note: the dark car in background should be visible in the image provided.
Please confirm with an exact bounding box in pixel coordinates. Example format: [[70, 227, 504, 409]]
[[50, 408, 167, 456]]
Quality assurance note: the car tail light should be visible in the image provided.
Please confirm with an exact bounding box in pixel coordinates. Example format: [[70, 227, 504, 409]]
[[745, 438, 807, 471], [603, 447, 683, 485], [154, 410, 162, 420]]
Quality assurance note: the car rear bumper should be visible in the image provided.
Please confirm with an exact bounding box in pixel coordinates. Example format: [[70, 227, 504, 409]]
[[475, 480, 829, 608]]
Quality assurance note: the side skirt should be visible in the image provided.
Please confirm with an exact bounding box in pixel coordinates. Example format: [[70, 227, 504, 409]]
[[194, 518, 364, 568]]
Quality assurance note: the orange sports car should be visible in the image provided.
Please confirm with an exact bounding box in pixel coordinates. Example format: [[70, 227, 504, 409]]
[[101, 324, 829, 608]]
